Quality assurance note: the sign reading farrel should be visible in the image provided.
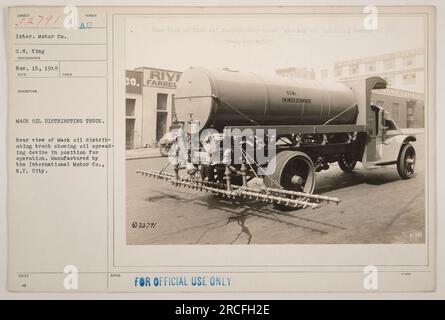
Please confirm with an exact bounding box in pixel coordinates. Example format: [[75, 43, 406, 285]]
[[142, 68, 181, 89]]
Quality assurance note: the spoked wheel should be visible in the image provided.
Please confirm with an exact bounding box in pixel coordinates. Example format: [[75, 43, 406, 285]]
[[159, 146, 169, 157], [264, 151, 316, 194], [397, 143, 416, 179], [338, 154, 357, 173]]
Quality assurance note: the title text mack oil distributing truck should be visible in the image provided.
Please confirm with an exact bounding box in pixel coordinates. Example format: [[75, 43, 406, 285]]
[[137, 67, 417, 209]]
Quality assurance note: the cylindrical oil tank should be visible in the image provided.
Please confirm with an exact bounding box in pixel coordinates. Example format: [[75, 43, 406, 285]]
[[174, 67, 357, 132]]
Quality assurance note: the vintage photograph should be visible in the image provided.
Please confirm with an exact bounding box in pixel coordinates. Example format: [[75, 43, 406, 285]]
[[124, 12, 426, 245]]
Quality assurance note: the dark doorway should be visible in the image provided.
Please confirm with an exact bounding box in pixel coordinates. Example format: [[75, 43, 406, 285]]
[[156, 112, 168, 141], [126, 119, 135, 149]]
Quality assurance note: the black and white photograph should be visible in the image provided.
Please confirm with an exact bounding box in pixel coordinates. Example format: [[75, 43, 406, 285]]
[[124, 12, 427, 245]]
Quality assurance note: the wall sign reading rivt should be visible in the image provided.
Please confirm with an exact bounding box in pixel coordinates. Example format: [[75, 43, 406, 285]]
[[143, 68, 181, 89]]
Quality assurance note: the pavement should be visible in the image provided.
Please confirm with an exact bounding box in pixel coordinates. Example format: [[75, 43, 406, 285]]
[[126, 133, 426, 245]]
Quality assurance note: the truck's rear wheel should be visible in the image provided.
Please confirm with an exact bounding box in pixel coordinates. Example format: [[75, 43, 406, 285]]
[[264, 151, 315, 194], [338, 154, 357, 173], [397, 144, 416, 179]]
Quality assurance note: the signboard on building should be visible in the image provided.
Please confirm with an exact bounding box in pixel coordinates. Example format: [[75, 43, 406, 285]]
[[142, 68, 181, 89], [374, 88, 424, 101], [126, 70, 143, 94]]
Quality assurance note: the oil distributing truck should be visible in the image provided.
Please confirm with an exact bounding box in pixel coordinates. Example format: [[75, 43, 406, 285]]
[[137, 67, 417, 209]]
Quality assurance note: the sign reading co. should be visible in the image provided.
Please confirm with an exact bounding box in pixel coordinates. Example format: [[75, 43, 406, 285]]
[[126, 70, 143, 94]]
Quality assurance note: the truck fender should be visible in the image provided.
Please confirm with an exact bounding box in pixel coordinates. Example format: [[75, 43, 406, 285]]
[[374, 134, 416, 165], [395, 135, 416, 161]]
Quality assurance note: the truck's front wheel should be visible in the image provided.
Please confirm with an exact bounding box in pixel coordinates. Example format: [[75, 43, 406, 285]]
[[397, 143, 416, 179]]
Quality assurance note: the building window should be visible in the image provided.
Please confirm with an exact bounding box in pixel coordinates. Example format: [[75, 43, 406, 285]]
[[156, 93, 169, 141], [334, 67, 343, 77], [349, 64, 359, 75], [407, 101, 418, 125], [320, 69, 328, 79], [125, 99, 136, 149], [407, 105, 414, 121], [157, 93, 168, 111], [366, 62, 376, 73], [126, 119, 135, 150], [171, 94, 177, 122], [403, 73, 417, 85], [392, 102, 400, 122], [156, 112, 168, 141], [126, 98, 135, 117], [383, 58, 395, 70], [404, 55, 416, 67]]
